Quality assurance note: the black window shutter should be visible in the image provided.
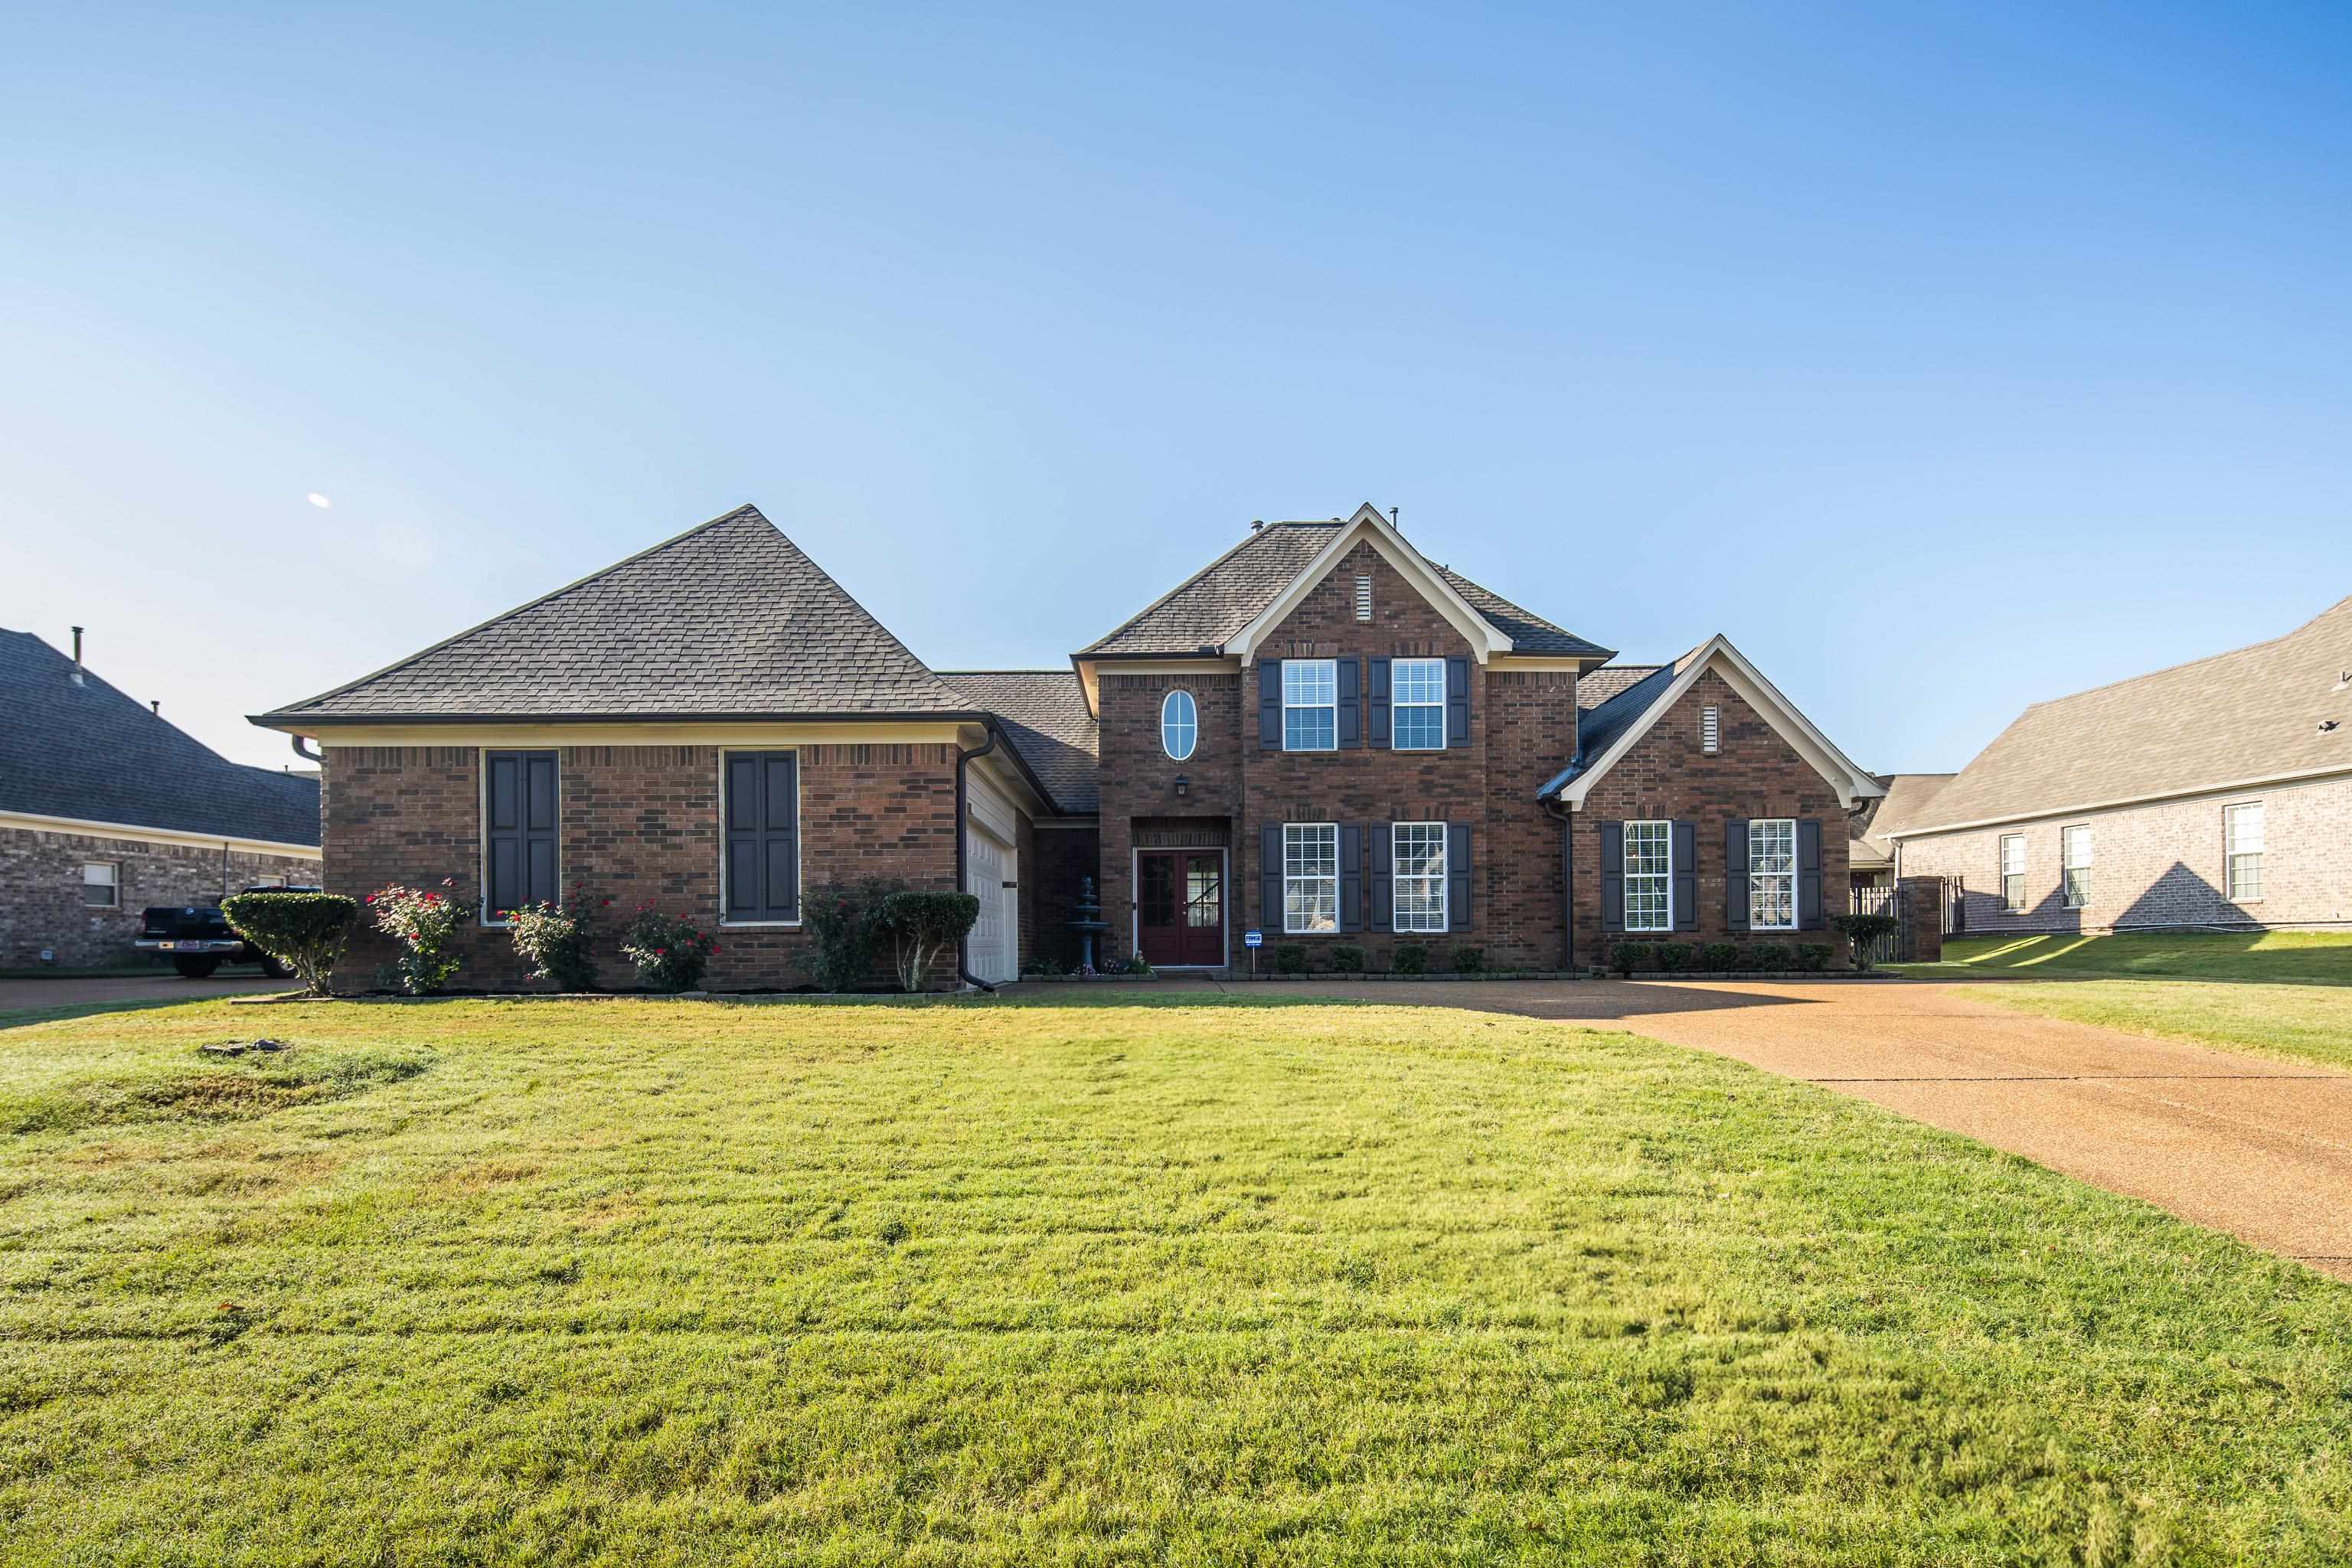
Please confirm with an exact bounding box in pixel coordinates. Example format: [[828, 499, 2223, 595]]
[[1671, 820, 1697, 932], [1797, 818, 1824, 930], [1369, 822, 1393, 932], [485, 750, 557, 916], [724, 756, 761, 920], [524, 753, 559, 907], [1337, 658, 1362, 749], [1447, 823, 1473, 929], [1340, 823, 1363, 930], [1258, 661, 1282, 750], [1724, 818, 1750, 931], [1259, 824, 1283, 931], [1599, 822, 1624, 933], [1368, 658, 1391, 748], [725, 753, 799, 922], [1446, 656, 1471, 748]]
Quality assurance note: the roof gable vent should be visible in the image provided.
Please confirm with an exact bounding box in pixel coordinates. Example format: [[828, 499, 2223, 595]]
[[1354, 574, 1373, 623]]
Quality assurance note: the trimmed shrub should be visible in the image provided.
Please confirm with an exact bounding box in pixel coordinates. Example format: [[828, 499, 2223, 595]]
[[798, 879, 900, 992], [1610, 942, 1654, 976], [1795, 942, 1834, 973], [220, 890, 356, 996], [507, 884, 600, 991], [622, 906, 720, 992], [1329, 943, 1366, 973], [1700, 942, 1739, 972], [1273, 944, 1310, 975], [1655, 942, 1697, 972], [1390, 944, 1428, 975], [874, 890, 982, 992], [1450, 946, 1485, 974], [368, 881, 472, 995], [1831, 912, 1901, 972], [1747, 943, 1791, 972]]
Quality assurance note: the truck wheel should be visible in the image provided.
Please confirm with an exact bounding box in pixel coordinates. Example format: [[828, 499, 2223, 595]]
[[172, 956, 222, 979], [258, 955, 292, 979]]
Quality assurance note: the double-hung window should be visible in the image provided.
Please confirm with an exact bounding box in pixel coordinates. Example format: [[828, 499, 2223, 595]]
[[1748, 818, 1795, 930], [1282, 823, 1339, 933], [1393, 822, 1449, 933], [1999, 834, 2027, 913], [1391, 658, 1446, 750], [81, 862, 119, 908], [1623, 821, 1671, 931], [1282, 659, 1338, 751], [2225, 804, 2264, 901], [2061, 825, 2092, 909]]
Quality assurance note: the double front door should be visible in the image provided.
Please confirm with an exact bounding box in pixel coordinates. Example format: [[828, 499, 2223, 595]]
[[1136, 850, 1225, 967]]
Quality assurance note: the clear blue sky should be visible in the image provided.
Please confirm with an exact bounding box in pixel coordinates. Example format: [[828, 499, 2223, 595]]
[[5, 3, 2347, 773]]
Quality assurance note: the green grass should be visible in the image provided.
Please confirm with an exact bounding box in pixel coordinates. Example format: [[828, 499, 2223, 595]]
[[2, 998, 2348, 1565], [1896, 933, 2352, 1070]]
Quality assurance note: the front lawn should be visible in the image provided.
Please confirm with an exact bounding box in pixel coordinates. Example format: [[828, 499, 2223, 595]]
[[2, 998, 2347, 1563], [1898, 932, 2352, 1070]]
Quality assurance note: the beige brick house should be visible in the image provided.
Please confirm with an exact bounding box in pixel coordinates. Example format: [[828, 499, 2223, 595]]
[[1892, 596, 2352, 933]]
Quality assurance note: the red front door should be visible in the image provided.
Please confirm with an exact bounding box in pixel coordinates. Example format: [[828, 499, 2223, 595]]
[[1137, 851, 1225, 967]]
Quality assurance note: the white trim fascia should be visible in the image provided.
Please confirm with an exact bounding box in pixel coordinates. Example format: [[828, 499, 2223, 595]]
[[0, 808, 321, 860], [1886, 762, 2352, 841], [1228, 505, 1512, 665], [1554, 636, 1883, 809]]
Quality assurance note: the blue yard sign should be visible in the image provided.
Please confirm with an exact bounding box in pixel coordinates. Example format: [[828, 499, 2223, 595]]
[[1243, 929, 1263, 948]]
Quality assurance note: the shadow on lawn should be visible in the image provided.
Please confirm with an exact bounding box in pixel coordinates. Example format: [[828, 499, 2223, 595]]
[[991, 977, 1821, 1024], [1900, 931, 2352, 988]]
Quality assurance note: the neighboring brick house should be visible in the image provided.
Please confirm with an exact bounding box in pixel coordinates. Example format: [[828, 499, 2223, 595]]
[[2, 628, 320, 969], [1847, 773, 1955, 891], [253, 501, 1882, 985], [1893, 596, 2352, 934]]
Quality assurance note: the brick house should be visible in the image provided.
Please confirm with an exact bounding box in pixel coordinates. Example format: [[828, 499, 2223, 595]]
[[251, 501, 1882, 986], [1892, 596, 2352, 934], [2, 628, 320, 969]]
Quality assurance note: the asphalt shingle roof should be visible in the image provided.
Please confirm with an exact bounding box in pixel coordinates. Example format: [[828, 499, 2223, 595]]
[[1078, 521, 1610, 660], [2, 629, 320, 846], [939, 671, 1099, 813], [1901, 596, 2352, 834], [1849, 773, 1956, 864], [261, 505, 975, 721]]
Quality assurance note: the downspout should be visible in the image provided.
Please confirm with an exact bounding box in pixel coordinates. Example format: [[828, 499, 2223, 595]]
[[291, 735, 322, 763], [955, 726, 1001, 994]]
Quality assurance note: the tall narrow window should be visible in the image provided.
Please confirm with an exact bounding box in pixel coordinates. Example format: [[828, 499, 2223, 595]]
[[1393, 822, 1450, 933], [1623, 821, 1671, 931], [2062, 825, 2092, 909], [1282, 823, 1339, 933], [1390, 657, 1446, 750], [724, 751, 801, 923], [1282, 659, 1338, 751], [2225, 803, 2264, 901], [81, 862, 119, 908], [1749, 818, 1796, 929], [1161, 689, 1197, 761], [484, 750, 558, 921], [1700, 706, 1720, 754], [1999, 834, 2027, 912]]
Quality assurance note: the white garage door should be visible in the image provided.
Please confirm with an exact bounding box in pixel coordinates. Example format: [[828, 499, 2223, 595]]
[[965, 825, 1017, 984]]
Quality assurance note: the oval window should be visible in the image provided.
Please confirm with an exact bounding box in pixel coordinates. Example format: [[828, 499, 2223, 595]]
[[1161, 689, 1197, 761]]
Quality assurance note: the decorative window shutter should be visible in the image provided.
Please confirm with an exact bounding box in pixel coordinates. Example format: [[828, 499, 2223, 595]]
[[1797, 818, 1824, 929], [1369, 822, 1393, 931], [1672, 821, 1697, 931], [1599, 822, 1624, 933], [1340, 823, 1364, 930], [1257, 660, 1282, 749], [725, 753, 799, 922], [1447, 823, 1473, 928], [1337, 658, 1362, 749], [485, 750, 558, 916], [1367, 658, 1391, 748], [1445, 656, 1471, 748], [1259, 825, 1282, 929], [1723, 818, 1750, 931]]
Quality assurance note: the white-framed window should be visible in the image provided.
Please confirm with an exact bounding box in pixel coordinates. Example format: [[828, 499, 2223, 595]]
[[1282, 823, 1338, 933], [81, 862, 119, 908], [1700, 706, 1720, 755], [1282, 659, 1338, 752], [1749, 818, 1796, 929], [2225, 803, 2264, 902], [1999, 833, 2027, 913], [1393, 822, 1449, 933], [1161, 688, 1197, 762], [1624, 821, 1671, 932], [1391, 657, 1446, 750], [2062, 825, 2092, 909]]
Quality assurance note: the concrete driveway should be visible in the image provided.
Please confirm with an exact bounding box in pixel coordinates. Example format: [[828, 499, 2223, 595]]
[[0, 972, 298, 1015], [1144, 975, 2352, 1279]]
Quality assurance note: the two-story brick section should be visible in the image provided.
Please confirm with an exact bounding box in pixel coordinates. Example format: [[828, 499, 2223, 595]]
[[250, 501, 1881, 987]]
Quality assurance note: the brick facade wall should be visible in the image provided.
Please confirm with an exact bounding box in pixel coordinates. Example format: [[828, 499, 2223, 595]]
[[1898, 773, 2352, 933], [1097, 668, 1244, 967], [1025, 821, 1103, 972], [323, 742, 962, 991], [0, 826, 319, 968]]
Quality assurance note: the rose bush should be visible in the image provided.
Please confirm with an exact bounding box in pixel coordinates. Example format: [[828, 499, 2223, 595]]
[[369, 880, 471, 995]]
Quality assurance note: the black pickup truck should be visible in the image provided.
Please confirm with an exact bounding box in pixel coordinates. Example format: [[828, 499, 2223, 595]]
[[137, 887, 318, 978]]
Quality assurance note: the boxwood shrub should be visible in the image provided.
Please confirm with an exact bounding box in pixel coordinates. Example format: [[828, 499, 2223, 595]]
[[1450, 946, 1485, 974], [1329, 943, 1366, 973], [1390, 944, 1428, 975], [1610, 941, 1654, 975], [220, 891, 357, 996], [1273, 944, 1310, 975], [1700, 942, 1739, 971]]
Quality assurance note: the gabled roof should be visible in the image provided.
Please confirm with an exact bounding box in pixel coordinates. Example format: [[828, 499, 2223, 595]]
[[2, 629, 319, 848], [940, 670, 1099, 814], [256, 505, 976, 724], [1537, 636, 1882, 809], [1849, 773, 1956, 866], [1078, 505, 1610, 662], [1896, 596, 2352, 835]]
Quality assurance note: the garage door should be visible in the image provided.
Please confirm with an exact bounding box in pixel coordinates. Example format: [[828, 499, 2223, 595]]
[[965, 825, 1016, 985]]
